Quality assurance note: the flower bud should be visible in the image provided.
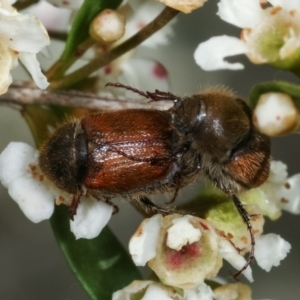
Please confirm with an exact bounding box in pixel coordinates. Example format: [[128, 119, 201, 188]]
[[89, 9, 126, 43], [253, 92, 300, 136], [159, 0, 207, 13]]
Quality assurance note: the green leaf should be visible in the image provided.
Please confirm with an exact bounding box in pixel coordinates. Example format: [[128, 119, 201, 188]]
[[249, 81, 300, 110], [61, 0, 123, 61], [50, 205, 142, 300]]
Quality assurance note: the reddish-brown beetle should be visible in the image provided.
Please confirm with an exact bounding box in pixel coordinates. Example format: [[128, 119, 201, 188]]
[[39, 83, 270, 278]]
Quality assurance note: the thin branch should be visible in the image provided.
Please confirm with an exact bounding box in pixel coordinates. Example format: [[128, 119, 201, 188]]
[[0, 83, 173, 111], [49, 7, 179, 90]]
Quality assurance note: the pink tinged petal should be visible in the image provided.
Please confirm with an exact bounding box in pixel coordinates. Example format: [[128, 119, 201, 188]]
[[269, 0, 300, 11], [0, 13, 50, 53], [255, 234, 291, 272], [70, 198, 113, 239], [8, 175, 54, 223], [129, 214, 163, 266], [119, 58, 169, 93], [217, 0, 265, 28], [142, 284, 173, 300], [0, 142, 38, 188], [0, 43, 17, 95], [194, 36, 247, 71], [219, 239, 253, 282], [18, 52, 49, 89]]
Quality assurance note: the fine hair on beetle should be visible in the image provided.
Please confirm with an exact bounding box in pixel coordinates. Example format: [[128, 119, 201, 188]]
[[39, 82, 271, 279]]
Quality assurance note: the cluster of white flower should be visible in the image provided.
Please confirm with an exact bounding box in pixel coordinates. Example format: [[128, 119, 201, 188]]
[[0, 141, 295, 300], [194, 0, 300, 71], [0, 0, 49, 94]]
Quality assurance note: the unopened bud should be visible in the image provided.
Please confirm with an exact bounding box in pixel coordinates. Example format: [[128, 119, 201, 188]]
[[159, 0, 207, 13], [89, 9, 125, 43], [253, 92, 300, 136]]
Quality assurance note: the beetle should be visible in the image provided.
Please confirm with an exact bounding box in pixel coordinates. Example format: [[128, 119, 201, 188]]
[[39, 83, 270, 278]]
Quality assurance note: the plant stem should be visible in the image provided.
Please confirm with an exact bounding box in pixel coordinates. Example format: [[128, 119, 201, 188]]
[[0, 83, 173, 111], [49, 7, 179, 90], [46, 38, 95, 81], [14, 0, 38, 10]]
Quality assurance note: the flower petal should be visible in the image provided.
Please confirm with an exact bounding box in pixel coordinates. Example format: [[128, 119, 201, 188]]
[[268, 0, 300, 12], [0, 142, 38, 188], [112, 280, 154, 300], [129, 214, 163, 266], [46, 0, 83, 9], [119, 58, 169, 92], [18, 52, 49, 89], [167, 215, 201, 250], [142, 284, 173, 300], [255, 234, 291, 272], [70, 198, 113, 239], [0, 13, 50, 53], [8, 175, 54, 223], [0, 42, 17, 94], [217, 0, 265, 28], [194, 36, 247, 71], [219, 239, 253, 282], [278, 174, 300, 214], [184, 282, 215, 300]]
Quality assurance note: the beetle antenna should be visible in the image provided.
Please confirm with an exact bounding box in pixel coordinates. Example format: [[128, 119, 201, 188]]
[[230, 193, 255, 279], [105, 82, 179, 102]]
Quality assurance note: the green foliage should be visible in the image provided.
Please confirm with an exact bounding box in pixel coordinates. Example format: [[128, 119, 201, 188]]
[[51, 205, 142, 300], [249, 81, 300, 110], [61, 0, 123, 60]]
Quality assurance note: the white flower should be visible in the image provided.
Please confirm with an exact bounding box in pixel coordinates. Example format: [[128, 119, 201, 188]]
[[112, 280, 182, 300], [184, 282, 215, 300], [213, 283, 252, 300], [0, 0, 50, 93], [194, 0, 300, 70], [258, 160, 300, 219], [113, 280, 252, 300], [253, 92, 299, 136], [0, 142, 113, 239], [129, 214, 163, 266], [218, 238, 253, 282], [46, 0, 83, 9], [130, 214, 222, 289], [254, 233, 291, 272]]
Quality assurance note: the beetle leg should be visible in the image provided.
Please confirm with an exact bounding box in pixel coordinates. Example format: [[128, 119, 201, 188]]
[[230, 193, 255, 280], [139, 196, 175, 215], [69, 193, 81, 221]]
